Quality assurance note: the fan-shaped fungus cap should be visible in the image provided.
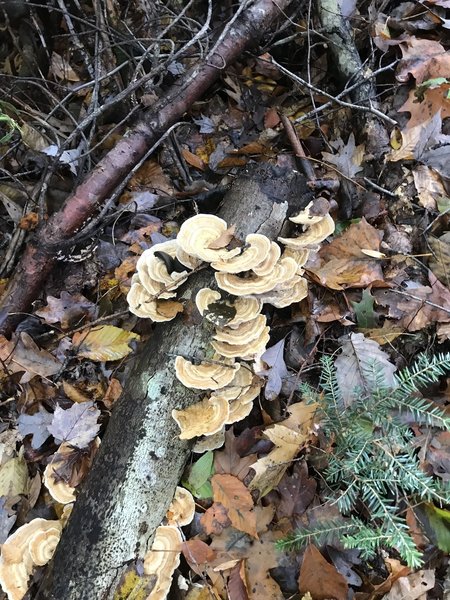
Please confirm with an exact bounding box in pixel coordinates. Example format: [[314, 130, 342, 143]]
[[289, 199, 330, 225], [127, 281, 183, 321], [144, 525, 182, 600], [252, 242, 281, 276], [0, 518, 62, 600], [174, 355, 239, 390], [137, 241, 189, 287], [278, 213, 335, 249], [225, 376, 263, 424], [177, 214, 241, 263], [213, 315, 267, 345], [211, 364, 254, 401], [255, 276, 308, 308], [43, 443, 76, 505], [215, 257, 297, 296], [211, 234, 271, 273], [193, 429, 225, 453], [228, 297, 263, 326], [172, 396, 230, 439], [282, 248, 311, 270], [166, 487, 195, 527], [195, 288, 222, 315], [211, 326, 270, 360]]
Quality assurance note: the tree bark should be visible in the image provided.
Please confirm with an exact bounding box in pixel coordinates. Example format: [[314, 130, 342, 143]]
[[34, 164, 313, 600], [0, 0, 293, 337]]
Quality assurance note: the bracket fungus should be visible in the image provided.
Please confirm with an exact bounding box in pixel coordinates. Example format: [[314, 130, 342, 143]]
[[144, 525, 182, 600], [177, 214, 241, 263], [127, 277, 183, 321], [0, 518, 62, 600], [278, 213, 335, 249], [210, 233, 271, 273], [289, 198, 330, 225], [211, 326, 270, 360], [213, 314, 267, 345], [166, 486, 195, 527], [174, 355, 239, 390], [172, 396, 230, 439], [215, 257, 297, 296], [43, 443, 76, 505]]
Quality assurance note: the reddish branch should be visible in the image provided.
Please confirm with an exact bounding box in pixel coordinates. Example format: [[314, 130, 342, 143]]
[[0, 0, 292, 336]]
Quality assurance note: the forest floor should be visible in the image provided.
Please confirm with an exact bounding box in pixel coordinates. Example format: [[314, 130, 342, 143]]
[[1, 0, 450, 599]]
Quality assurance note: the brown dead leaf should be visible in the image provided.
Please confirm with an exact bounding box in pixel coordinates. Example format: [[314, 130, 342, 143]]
[[181, 540, 216, 575], [201, 502, 231, 536], [298, 544, 348, 600], [382, 570, 434, 600], [307, 218, 384, 290], [36, 292, 97, 330], [399, 85, 450, 128], [182, 148, 206, 171], [211, 474, 257, 538], [428, 232, 450, 288], [128, 160, 174, 196], [397, 37, 450, 84], [227, 561, 249, 600], [62, 381, 91, 404], [208, 225, 237, 249], [214, 428, 257, 481], [248, 402, 316, 497], [374, 274, 450, 331], [413, 165, 446, 210], [50, 52, 80, 82], [103, 378, 123, 409], [18, 212, 39, 231], [276, 461, 316, 520], [0, 332, 61, 383]]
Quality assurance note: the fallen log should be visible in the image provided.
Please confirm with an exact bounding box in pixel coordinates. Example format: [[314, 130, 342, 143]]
[[0, 0, 292, 336], [35, 163, 313, 600]]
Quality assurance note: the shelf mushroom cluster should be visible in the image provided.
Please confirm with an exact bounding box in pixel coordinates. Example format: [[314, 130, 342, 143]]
[[0, 518, 62, 600], [126, 201, 335, 439]]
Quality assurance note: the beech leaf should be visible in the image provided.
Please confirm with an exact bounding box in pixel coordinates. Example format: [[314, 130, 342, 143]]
[[73, 326, 140, 361], [335, 333, 397, 408], [48, 401, 100, 448]]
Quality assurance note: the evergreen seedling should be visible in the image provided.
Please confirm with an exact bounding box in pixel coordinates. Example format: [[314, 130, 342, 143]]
[[277, 352, 450, 567]]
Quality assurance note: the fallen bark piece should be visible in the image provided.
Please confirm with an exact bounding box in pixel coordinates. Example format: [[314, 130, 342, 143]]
[[0, 0, 293, 337], [35, 164, 313, 600]]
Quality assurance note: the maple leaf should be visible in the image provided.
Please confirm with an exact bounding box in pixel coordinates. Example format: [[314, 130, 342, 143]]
[[321, 133, 364, 178], [214, 429, 257, 481], [48, 401, 101, 449], [399, 85, 450, 128], [73, 326, 140, 361], [211, 474, 257, 538], [256, 339, 289, 401], [18, 405, 53, 449], [35, 291, 97, 329], [335, 333, 397, 408]]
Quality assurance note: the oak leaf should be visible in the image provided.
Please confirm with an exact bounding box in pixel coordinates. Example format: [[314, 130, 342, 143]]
[[0, 332, 61, 383], [35, 292, 96, 329]]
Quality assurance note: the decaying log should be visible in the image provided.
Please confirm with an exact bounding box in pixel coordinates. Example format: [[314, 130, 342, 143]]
[[0, 0, 293, 336], [35, 164, 313, 600]]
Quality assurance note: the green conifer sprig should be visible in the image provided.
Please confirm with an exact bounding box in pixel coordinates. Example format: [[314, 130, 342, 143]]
[[278, 352, 450, 567]]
